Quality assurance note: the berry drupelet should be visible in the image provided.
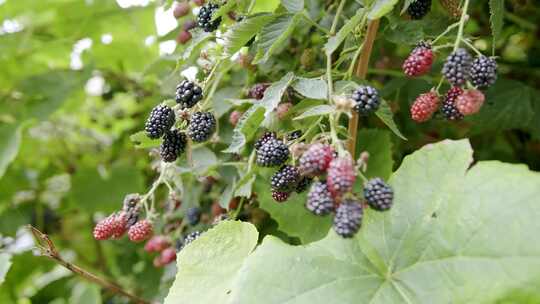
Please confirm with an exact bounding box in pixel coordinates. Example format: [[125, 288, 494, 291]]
[[306, 181, 334, 216], [197, 3, 221, 32], [188, 111, 216, 142], [160, 130, 187, 162], [175, 80, 203, 109], [352, 85, 380, 115], [333, 199, 363, 238], [145, 105, 175, 139], [364, 178, 394, 211]]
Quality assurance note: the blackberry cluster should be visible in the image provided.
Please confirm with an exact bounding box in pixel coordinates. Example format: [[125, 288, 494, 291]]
[[333, 200, 363, 238], [175, 80, 203, 109], [272, 191, 290, 202], [145, 105, 175, 139], [256, 138, 289, 167], [441, 87, 464, 121], [160, 130, 187, 162], [407, 0, 432, 20], [271, 165, 300, 192], [364, 178, 394, 211], [306, 181, 334, 216], [188, 112, 216, 142], [442, 48, 472, 86], [352, 85, 380, 115], [470, 56, 497, 89], [197, 3, 221, 32], [298, 143, 335, 177], [254, 131, 276, 150], [295, 177, 313, 193], [186, 207, 201, 226], [248, 83, 270, 100]]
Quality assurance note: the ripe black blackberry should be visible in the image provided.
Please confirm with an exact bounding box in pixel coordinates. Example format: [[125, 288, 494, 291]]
[[145, 105, 175, 139], [271, 165, 300, 192], [272, 191, 290, 202], [469, 56, 497, 89], [256, 138, 289, 167], [254, 131, 277, 150], [441, 86, 464, 121], [352, 85, 380, 115], [306, 181, 334, 216], [186, 207, 201, 226], [177, 231, 202, 251], [248, 83, 270, 100], [333, 199, 363, 238], [160, 130, 187, 162], [197, 3, 221, 32], [295, 177, 313, 193], [442, 48, 472, 86], [188, 112, 216, 142], [175, 80, 203, 109], [407, 0, 432, 20], [364, 178, 394, 211]]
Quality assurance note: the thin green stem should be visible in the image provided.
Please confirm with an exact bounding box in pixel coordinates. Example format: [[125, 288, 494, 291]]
[[432, 22, 460, 44], [461, 38, 483, 56], [302, 12, 330, 35], [453, 0, 470, 51], [330, 0, 347, 35], [233, 197, 246, 220]]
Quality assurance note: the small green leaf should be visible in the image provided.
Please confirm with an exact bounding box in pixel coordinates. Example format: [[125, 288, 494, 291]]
[[254, 14, 302, 64], [223, 105, 266, 153], [375, 99, 407, 140], [219, 181, 235, 209], [182, 30, 212, 60], [191, 147, 218, 175], [0, 124, 23, 180], [260, 72, 296, 115], [293, 105, 335, 120], [130, 131, 161, 149], [211, 1, 236, 21], [292, 77, 328, 99], [164, 221, 258, 304], [235, 172, 256, 198], [368, 0, 400, 20], [489, 0, 504, 44], [0, 253, 12, 285], [223, 14, 276, 57], [325, 9, 365, 56], [281, 0, 304, 13]]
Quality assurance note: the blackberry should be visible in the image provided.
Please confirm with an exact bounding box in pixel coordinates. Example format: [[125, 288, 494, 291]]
[[128, 220, 153, 242], [254, 131, 277, 150], [306, 181, 334, 216], [441, 87, 464, 121], [295, 177, 313, 193], [469, 56, 497, 89], [410, 91, 439, 123], [407, 0, 431, 20], [333, 199, 363, 238], [352, 85, 380, 115], [175, 80, 203, 109], [442, 48, 472, 86], [248, 83, 270, 100], [403, 43, 434, 77], [186, 207, 201, 226], [272, 191, 291, 202], [271, 165, 300, 192], [145, 105, 175, 139], [287, 130, 303, 141], [197, 3, 221, 32], [456, 89, 485, 115], [327, 156, 356, 199], [160, 248, 177, 264], [298, 143, 335, 177], [93, 215, 116, 240], [256, 138, 289, 167], [364, 178, 394, 211], [188, 111, 216, 142], [160, 130, 187, 162], [183, 231, 202, 247]]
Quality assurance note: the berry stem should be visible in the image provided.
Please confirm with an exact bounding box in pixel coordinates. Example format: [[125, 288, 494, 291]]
[[431, 21, 460, 44], [460, 38, 484, 56], [233, 197, 245, 220], [347, 19, 380, 157], [330, 0, 347, 35], [302, 12, 330, 35], [453, 0, 470, 51]]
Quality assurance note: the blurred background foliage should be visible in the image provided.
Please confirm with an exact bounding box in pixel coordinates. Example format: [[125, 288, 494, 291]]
[[0, 0, 539, 303]]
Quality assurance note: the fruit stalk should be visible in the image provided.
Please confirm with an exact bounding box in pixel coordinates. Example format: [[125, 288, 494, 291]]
[[347, 19, 380, 156]]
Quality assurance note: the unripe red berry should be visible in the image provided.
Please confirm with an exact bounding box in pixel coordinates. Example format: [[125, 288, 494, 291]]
[[128, 220, 153, 242], [276, 102, 292, 120], [176, 30, 192, 44], [456, 89, 485, 115], [111, 212, 128, 238], [402, 45, 434, 77], [173, 2, 190, 19], [160, 247, 177, 264], [298, 143, 335, 177], [410, 91, 439, 122], [144, 236, 170, 252], [229, 110, 243, 126], [93, 215, 116, 240], [193, 0, 205, 6], [211, 201, 226, 217], [153, 256, 166, 268], [327, 156, 356, 199]]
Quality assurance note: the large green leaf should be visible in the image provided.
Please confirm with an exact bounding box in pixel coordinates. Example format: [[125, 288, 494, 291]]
[[165, 140, 540, 303], [0, 124, 23, 180], [254, 14, 302, 64], [164, 221, 258, 304], [223, 14, 276, 57], [281, 0, 304, 13], [292, 77, 328, 100]]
